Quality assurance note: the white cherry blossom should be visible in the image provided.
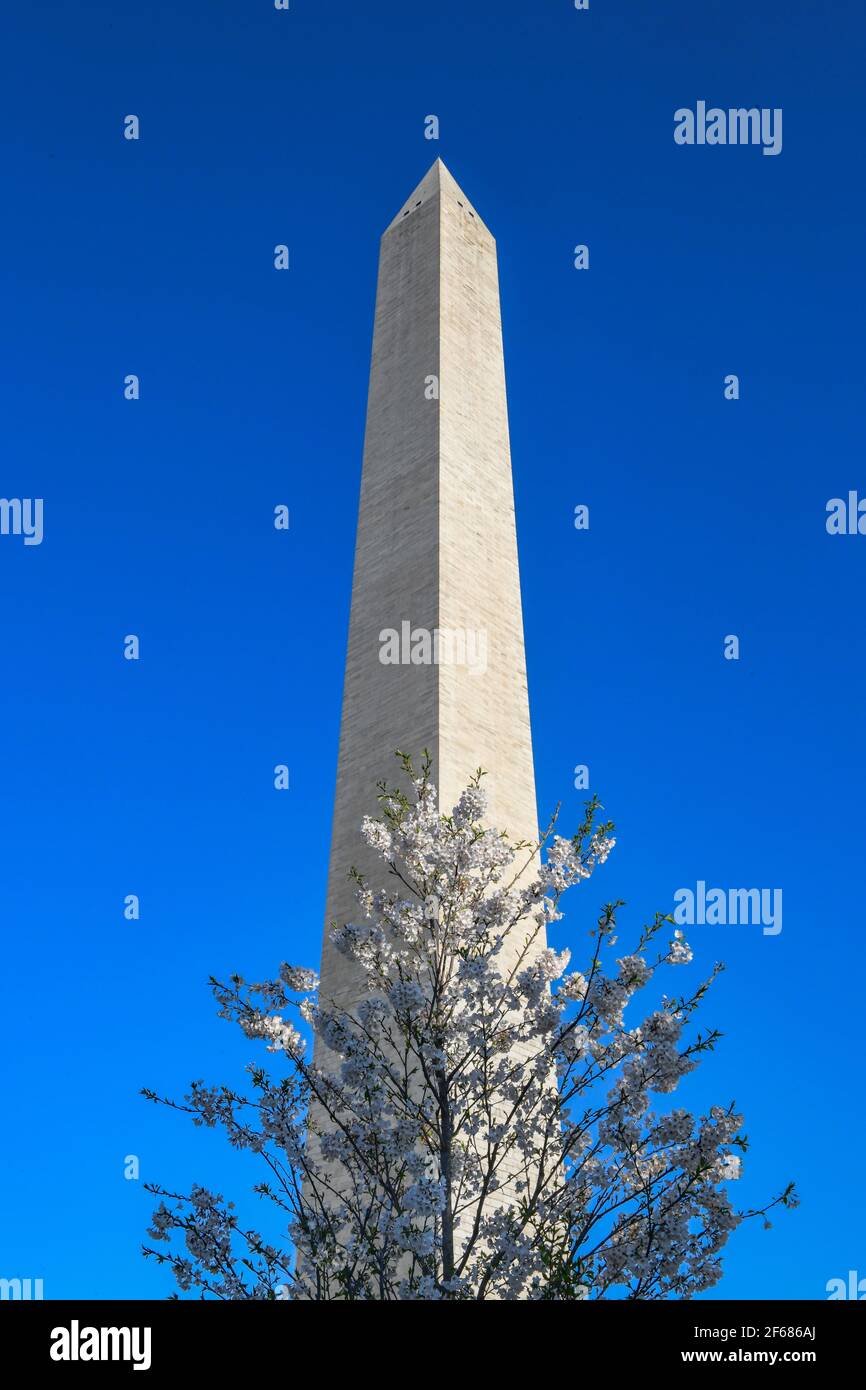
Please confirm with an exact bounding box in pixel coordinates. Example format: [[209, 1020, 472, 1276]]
[[143, 754, 796, 1300]]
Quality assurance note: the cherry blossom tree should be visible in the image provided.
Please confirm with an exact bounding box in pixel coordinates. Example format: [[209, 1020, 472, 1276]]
[[143, 753, 796, 1300]]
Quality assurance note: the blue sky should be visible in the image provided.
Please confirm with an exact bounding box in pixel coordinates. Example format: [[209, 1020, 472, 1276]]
[[2, 0, 864, 1300]]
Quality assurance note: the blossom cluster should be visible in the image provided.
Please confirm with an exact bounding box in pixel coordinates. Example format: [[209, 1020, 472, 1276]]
[[144, 757, 796, 1300]]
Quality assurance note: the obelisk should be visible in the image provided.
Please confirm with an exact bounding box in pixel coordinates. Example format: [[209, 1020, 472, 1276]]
[[319, 159, 540, 1013]]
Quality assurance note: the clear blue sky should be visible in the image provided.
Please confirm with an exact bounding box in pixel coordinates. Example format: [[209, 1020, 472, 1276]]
[[2, 0, 864, 1300]]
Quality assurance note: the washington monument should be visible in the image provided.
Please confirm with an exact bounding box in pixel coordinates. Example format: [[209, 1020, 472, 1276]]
[[319, 159, 542, 1013]]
